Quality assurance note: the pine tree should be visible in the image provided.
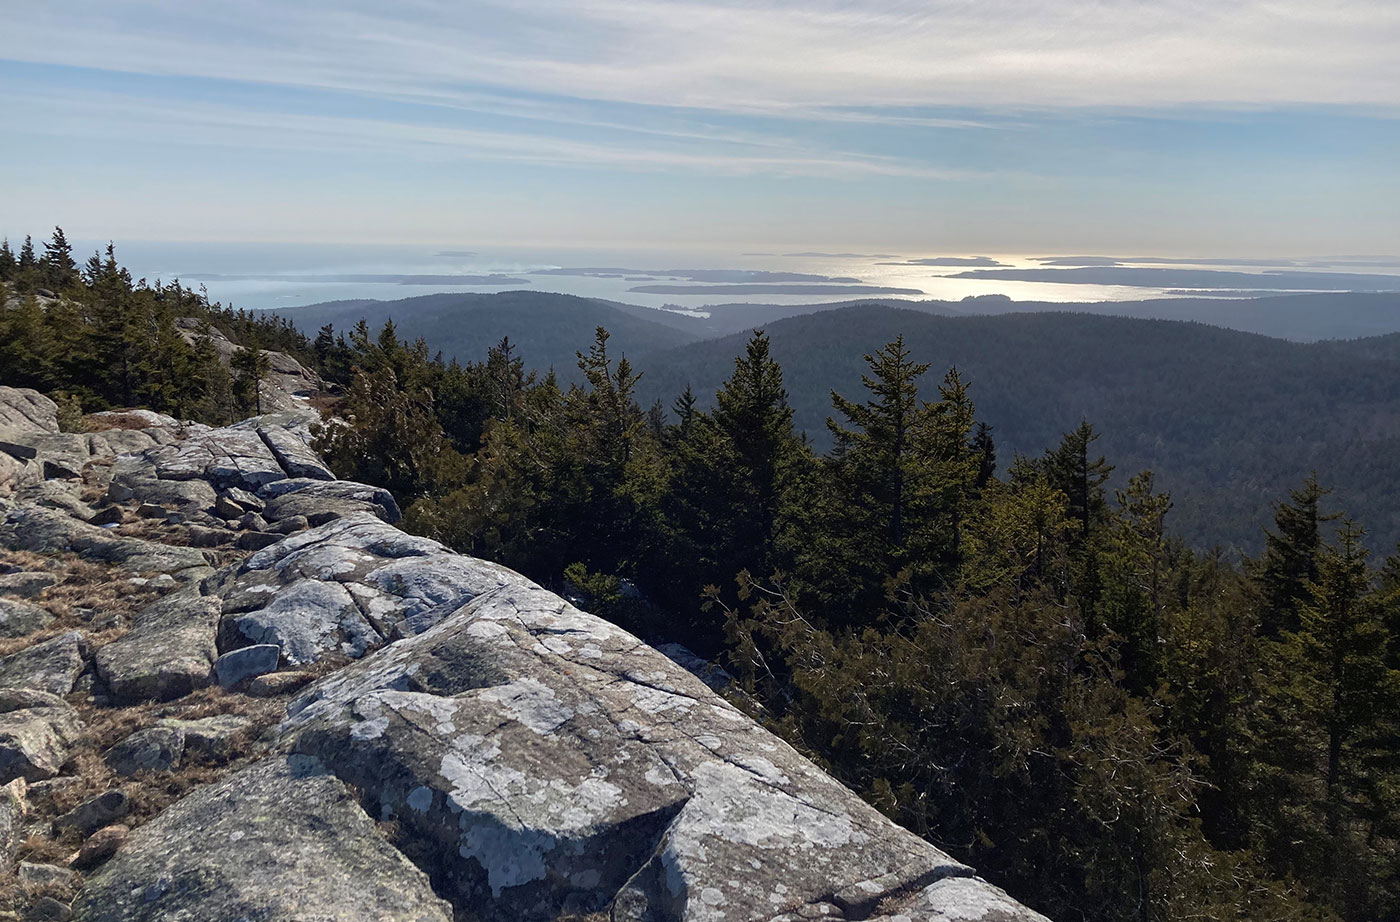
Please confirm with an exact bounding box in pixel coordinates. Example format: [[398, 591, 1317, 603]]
[[40, 226, 78, 291], [671, 384, 698, 442], [972, 421, 997, 489], [230, 346, 273, 415], [1044, 420, 1114, 539], [672, 331, 807, 609], [0, 238, 15, 282], [1250, 521, 1400, 918], [15, 236, 37, 292], [1100, 470, 1174, 689], [1255, 473, 1336, 637], [810, 339, 978, 614]]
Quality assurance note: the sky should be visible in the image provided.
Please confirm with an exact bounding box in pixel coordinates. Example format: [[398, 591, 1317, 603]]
[[2, 1, 1398, 255]]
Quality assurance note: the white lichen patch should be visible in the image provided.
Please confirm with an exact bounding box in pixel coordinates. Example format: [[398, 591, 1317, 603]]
[[479, 678, 574, 734], [673, 761, 864, 852], [533, 635, 574, 656], [630, 684, 696, 715], [458, 822, 554, 897], [465, 619, 511, 641], [729, 754, 790, 787]]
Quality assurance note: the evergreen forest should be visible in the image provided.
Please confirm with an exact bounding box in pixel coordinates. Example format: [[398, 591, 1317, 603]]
[[5, 232, 1400, 922]]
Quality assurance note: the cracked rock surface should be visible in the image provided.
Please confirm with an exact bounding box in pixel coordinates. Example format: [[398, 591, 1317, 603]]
[[0, 386, 1051, 922]]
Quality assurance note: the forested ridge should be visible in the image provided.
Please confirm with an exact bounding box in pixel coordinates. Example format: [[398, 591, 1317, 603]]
[[636, 306, 1400, 554], [5, 234, 1400, 922], [0, 228, 317, 423], [273, 290, 1400, 553]]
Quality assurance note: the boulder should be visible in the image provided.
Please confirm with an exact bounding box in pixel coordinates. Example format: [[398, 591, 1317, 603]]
[[0, 571, 59, 599], [876, 876, 1052, 922], [84, 427, 159, 459], [23, 897, 72, 922], [269, 514, 309, 534], [234, 531, 280, 551], [260, 479, 401, 524], [104, 727, 185, 776], [219, 486, 263, 513], [183, 525, 235, 548], [86, 506, 122, 527], [284, 578, 972, 922], [11, 481, 94, 521], [0, 778, 26, 874], [71, 824, 128, 870], [0, 388, 59, 437], [0, 632, 87, 696], [207, 514, 519, 667], [247, 670, 315, 698], [70, 755, 453, 922], [17, 861, 76, 887], [85, 409, 183, 431], [213, 495, 244, 520], [219, 578, 380, 666], [105, 454, 217, 512], [214, 645, 281, 688], [94, 591, 220, 703], [254, 424, 334, 481], [55, 789, 129, 835], [0, 507, 208, 574], [0, 598, 54, 639], [0, 696, 81, 783], [155, 714, 253, 761], [0, 451, 43, 499]]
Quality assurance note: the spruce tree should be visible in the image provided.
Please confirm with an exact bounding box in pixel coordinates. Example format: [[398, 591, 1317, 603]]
[[40, 226, 78, 291], [671, 384, 698, 442], [230, 346, 273, 415], [0, 238, 15, 282], [810, 339, 980, 614], [1044, 420, 1114, 539], [1256, 473, 1335, 637]]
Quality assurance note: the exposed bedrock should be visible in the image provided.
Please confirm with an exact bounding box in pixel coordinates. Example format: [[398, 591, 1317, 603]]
[[0, 391, 1050, 922]]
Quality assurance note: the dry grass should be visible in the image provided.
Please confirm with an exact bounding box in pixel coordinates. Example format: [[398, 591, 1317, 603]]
[[0, 544, 324, 904], [11, 677, 313, 890], [0, 869, 81, 915], [307, 393, 341, 414], [0, 550, 169, 657]]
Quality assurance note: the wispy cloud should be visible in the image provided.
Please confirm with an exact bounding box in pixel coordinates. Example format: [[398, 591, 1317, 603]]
[[5, 1, 1398, 112], [11, 84, 987, 180]]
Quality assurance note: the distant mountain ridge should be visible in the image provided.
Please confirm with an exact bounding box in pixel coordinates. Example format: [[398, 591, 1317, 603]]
[[269, 290, 1400, 552], [267, 290, 704, 376], [277, 289, 1400, 347], [632, 305, 1400, 554]]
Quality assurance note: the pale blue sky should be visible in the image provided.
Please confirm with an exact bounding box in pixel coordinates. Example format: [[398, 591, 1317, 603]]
[[2, 1, 1397, 254]]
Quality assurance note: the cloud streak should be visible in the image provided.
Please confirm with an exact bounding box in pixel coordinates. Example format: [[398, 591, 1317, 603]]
[[5, 1, 1398, 113]]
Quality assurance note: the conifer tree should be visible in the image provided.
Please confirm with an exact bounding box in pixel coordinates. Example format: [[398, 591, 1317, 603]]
[[810, 339, 979, 614], [1255, 473, 1335, 637], [1250, 521, 1400, 917], [230, 346, 272, 415], [40, 226, 78, 291], [673, 331, 807, 607], [0, 238, 15, 282], [671, 384, 698, 442], [1044, 420, 1114, 539]]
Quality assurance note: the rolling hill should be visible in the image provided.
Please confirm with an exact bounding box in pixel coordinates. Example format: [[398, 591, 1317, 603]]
[[268, 290, 705, 377], [633, 305, 1400, 554]]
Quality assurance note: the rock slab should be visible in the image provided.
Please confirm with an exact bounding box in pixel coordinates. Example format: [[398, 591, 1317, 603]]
[[71, 755, 453, 922]]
